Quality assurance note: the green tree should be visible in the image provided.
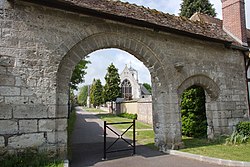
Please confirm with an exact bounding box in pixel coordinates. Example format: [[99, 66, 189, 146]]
[[90, 79, 103, 107], [70, 60, 90, 90], [77, 85, 89, 106], [103, 63, 121, 111], [93, 79, 103, 107], [181, 86, 207, 138], [180, 0, 216, 18], [143, 83, 152, 93]]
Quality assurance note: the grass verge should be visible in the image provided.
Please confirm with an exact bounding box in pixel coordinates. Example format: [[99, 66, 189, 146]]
[[181, 136, 250, 162], [0, 151, 63, 167]]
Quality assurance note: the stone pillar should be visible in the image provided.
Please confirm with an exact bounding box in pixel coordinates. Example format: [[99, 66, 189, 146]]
[[152, 82, 183, 152]]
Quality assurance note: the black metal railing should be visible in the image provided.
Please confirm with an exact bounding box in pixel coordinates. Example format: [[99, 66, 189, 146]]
[[103, 120, 136, 159]]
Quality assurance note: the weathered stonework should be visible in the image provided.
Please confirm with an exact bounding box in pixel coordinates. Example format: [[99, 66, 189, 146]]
[[19, 120, 38, 133], [0, 120, 18, 134], [38, 119, 67, 132], [0, 136, 5, 147], [8, 133, 45, 149], [0, 0, 249, 157]]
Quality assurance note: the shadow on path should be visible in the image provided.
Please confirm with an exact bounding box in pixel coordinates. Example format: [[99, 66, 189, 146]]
[[70, 107, 224, 167]]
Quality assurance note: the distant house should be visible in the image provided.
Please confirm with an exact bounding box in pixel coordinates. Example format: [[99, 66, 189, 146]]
[[120, 65, 151, 100]]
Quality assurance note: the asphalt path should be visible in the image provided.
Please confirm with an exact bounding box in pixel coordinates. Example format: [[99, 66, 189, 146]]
[[70, 107, 225, 167]]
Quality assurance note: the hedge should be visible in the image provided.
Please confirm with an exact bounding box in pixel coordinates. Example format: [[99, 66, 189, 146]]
[[118, 113, 137, 120]]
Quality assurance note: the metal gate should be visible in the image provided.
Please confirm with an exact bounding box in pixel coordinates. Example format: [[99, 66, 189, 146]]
[[103, 120, 136, 159]]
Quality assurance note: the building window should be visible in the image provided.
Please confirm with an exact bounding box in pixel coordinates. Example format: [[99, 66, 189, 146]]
[[121, 79, 132, 100]]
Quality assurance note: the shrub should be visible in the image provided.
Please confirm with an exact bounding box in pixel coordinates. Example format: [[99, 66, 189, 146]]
[[226, 121, 250, 145], [236, 121, 250, 136], [226, 130, 249, 145], [118, 113, 137, 120], [181, 86, 207, 138]]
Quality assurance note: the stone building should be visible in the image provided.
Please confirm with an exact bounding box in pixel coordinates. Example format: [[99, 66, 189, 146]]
[[0, 0, 249, 157], [120, 65, 151, 100]]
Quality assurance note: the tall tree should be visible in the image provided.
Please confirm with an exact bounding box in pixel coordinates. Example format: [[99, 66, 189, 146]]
[[180, 0, 216, 18], [93, 79, 103, 107], [77, 85, 89, 106], [90, 79, 103, 107], [103, 63, 121, 111], [70, 60, 90, 90]]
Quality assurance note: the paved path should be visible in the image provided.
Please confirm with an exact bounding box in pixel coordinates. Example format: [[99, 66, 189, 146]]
[[70, 107, 225, 167]]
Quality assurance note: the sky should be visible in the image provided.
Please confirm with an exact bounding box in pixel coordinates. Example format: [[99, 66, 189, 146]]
[[78, 0, 250, 89]]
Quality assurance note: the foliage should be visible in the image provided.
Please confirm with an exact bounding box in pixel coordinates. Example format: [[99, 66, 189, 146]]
[[70, 88, 77, 111], [226, 121, 250, 145], [118, 113, 138, 120], [70, 60, 90, 90], [103, 63, 121, 102], [143, 83, 152, 93], [181, 86, 207, 138], [90, 79, 103, 107], [180, 0, 216, 18], [236, 121, 250, 136], [226, 130, 249, 145], [0, 150, 63, 167], [77, 85, 89, 106]]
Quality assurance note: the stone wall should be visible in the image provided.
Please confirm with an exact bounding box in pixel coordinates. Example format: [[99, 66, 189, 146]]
[[138, 98, 153, 125], [0, 0, 249, 156], [119, 98, 153, 125]]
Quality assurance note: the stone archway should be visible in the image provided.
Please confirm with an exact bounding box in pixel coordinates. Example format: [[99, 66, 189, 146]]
[[55, 30, 181, 154], [177, 75, 220, 139]]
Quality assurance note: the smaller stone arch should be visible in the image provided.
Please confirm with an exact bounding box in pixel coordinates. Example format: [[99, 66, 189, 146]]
[[178, 75, 220, 101], [177, 74, 220, 139]]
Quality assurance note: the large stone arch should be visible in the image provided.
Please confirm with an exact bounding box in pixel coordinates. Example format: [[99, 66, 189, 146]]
[[177, 75, 220, 139], [55, 29, 177, 152], [56, 31, 166, 102]]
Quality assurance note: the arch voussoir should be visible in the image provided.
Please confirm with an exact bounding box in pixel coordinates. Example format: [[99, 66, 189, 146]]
[[178, 75, 220, 100]]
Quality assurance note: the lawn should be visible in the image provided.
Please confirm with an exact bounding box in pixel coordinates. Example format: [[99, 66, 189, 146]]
[[94, 109, 250, 162], [181, 136, 250, 162], [84, 107, 107, 113]]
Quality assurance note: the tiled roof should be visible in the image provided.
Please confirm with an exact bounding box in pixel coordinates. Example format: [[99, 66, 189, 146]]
[[191, 12, 250, 46], [44, 0, 233, 43], [190, 12, 222, 28]]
